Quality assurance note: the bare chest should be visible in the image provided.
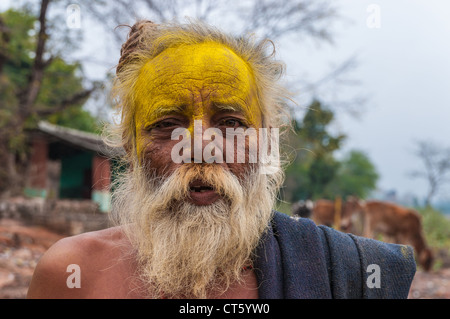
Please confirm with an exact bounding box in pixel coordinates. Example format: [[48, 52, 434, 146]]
[[80, 261, 259, 299]]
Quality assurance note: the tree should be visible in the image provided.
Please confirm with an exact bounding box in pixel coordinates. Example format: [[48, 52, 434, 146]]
[[282, 100, 378, 202], [307, 154, 340, 199], [84, 0, 363, 114], [409, 140, 450, 207], [85, 0, 339, 43], [298, 99, 345, 155], [324, 150, 379, 199], [283, 99, 345, 201], [0, 4, 99, 196]]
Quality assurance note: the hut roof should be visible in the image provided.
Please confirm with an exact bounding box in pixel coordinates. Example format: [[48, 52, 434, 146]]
[[35, 121, 125, 158]]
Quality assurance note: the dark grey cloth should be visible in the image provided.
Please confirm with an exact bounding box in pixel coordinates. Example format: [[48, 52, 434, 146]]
[[253, 211, 416, 299]]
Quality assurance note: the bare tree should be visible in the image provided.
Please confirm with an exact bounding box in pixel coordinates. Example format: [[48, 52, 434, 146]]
[[293, 54, 367, 118], [81, 0, 364, 115], [83, 0, 339, 43], [409, 140, 450, 207]]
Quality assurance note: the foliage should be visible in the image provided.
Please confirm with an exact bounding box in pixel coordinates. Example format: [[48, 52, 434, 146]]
[[0, 9, 34, 150], [298, 99, 345, 155], [1, 9, 35, 88], [283, 99, 345, 201], [46, 105, 101, 134], [417, 206, 450, 249], [283, 99, 378, 202], [415, 206, 450, 270], [324, 150, 379, 199], [0, 8, 99, 133], [410, 140, 450, 206]]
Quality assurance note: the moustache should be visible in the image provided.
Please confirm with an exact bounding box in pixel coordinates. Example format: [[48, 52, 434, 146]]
[[146, 163, 247, 209]]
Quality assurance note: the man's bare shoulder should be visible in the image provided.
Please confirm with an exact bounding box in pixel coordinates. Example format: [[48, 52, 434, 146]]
[[27, 226, 135, 299]]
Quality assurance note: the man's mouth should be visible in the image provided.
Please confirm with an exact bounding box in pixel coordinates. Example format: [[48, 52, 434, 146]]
[[188, 180, 220, 205], [190, 185, 214, 193]]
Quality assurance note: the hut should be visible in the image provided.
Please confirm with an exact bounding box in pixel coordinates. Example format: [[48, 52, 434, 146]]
[[25, 121, 124, 212]]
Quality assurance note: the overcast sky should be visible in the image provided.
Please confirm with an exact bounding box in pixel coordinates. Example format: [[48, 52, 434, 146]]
[[275, 0, 450, 202], [2, 0, 450, 203], [316, 0, 450, 202]]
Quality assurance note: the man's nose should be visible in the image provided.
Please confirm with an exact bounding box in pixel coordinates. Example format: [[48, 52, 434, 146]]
[[189, 120, 224, 163]]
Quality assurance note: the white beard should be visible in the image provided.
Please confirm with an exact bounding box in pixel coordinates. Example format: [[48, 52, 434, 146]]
[[111, 163, 283, 298]]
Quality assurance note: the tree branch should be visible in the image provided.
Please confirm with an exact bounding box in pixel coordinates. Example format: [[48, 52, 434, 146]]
[[410, 140, 450, 205], [35, 85, 98, 117], [17, 0, 51, 121], [0, 15, 11, 75]]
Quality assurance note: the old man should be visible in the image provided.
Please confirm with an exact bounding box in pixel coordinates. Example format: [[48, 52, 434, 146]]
[[27, 20, 415, 299]]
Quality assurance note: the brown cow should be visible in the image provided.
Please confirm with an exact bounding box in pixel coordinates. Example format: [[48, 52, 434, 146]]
[[310, 199, 335, 227], [308, 197, 365, 232], [344, 199, 434, 272]]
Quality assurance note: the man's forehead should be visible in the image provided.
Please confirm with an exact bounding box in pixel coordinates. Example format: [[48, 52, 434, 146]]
[[133, 41, 261, 124], [135, 42, 254, 95], [148, 42, 251, 76]]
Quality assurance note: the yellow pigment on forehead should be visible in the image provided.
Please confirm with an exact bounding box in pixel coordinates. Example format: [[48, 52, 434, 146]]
[[133, 42, 261, 156]]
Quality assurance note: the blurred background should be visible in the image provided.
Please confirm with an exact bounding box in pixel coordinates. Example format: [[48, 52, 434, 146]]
[[0, 0, 449, 298]]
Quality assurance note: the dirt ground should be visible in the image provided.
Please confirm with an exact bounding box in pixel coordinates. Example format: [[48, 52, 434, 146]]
[[0, 218, 64, 298], [408, 268, 450, 299], [0, 217, 449, 299]]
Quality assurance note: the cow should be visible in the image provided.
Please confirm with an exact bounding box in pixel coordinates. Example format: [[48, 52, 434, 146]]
[[304, 197, 365, 232], [309, 199, 335, 227], [295, 197, 434, 271], [343, 199, 434, 272]]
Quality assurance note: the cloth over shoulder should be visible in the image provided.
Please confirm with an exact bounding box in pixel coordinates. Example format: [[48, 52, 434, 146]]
[[253, 211, 416, 299]]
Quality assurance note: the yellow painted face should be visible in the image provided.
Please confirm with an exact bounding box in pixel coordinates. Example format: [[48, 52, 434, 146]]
[[133, 42, 261, 158]]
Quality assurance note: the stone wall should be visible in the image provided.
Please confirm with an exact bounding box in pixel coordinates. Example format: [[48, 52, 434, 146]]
[[0, 197, 110, 236]]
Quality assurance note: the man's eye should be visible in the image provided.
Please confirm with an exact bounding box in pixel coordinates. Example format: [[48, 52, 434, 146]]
[[151, 120, 179, 129], [219, 118, 246, 128]]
